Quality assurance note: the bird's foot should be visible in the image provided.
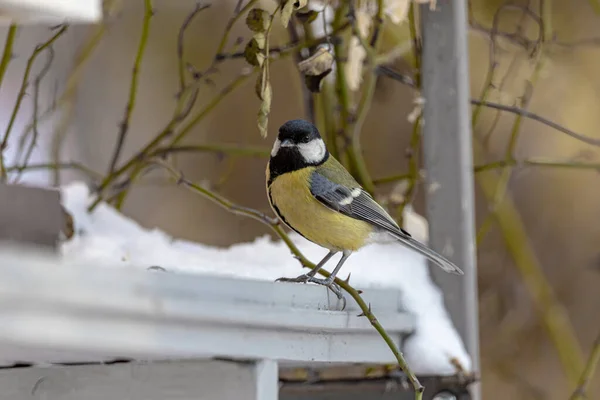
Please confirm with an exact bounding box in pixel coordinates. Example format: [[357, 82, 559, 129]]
[[275, 274, 346, 308], [275, 274, 313, 284]]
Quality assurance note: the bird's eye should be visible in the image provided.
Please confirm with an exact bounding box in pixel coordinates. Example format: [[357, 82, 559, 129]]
[[301, 135, 310, 143]]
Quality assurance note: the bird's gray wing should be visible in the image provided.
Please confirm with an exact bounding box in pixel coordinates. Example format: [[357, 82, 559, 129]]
[[309, 171, 464, 275], [309, 171, 411, 237]]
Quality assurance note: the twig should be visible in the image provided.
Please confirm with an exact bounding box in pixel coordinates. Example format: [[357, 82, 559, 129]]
[[375, 65, 416, 86], [554, 36, 600, 48], [369, 0, 384, 47], [343, 0, 382, 196], [332, 3, 352, 169], [288, 18, 315, 123], [92, 1, 273, 209], [107, 0, 154, 175], [223, 25, 348, 60], [14, 46, 55, 183], [20, 0, 122, 183], [570, 331, 600, 400], [92, 24, 344, 209], [395, 3, 421, 227], [0, 24, 18, 179], [474, 158, 600, 173], [373, 172, 411, 185], [375, 66, 600, 149], [0, 24, 17, 94], [149, 158, 424, 400], [0, 25, 68, 180], [396, 116, 421, 227], [177, 3, 211, 93], [215, 0, 258, 60], [470, 100, 600, 147], [407, 2, 421, 79], [474, 1, 543, 243], [89, 69, 256, 211], [491, 19, 544, 218], [473, 142, 585, 388], [319, 80, 339, 158], [152, 144, 269, 158], [6, 161, 101, 180], [587, 0, 600, 15], [375, 157, 600, 185], [469, 1, 584, 386]]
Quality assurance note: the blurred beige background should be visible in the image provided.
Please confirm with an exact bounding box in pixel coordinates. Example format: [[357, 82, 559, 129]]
[[1, 0, 599, 398]]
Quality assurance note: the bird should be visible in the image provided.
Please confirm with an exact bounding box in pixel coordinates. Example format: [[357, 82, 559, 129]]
[[266, 119, 463, 297]]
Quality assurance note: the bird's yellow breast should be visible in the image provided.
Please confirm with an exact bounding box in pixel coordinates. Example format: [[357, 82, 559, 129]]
[[267, 166, 373, 251]]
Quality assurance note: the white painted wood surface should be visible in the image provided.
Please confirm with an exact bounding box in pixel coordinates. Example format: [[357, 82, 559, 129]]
[[0, 245, 414, 400], [0, 244, 415, 365], [0, 0, 101, 24], [0, 359, 277, 400]]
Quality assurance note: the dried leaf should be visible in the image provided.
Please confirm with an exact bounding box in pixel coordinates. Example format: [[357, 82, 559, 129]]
[[304, 68, 332, 93], [61, 205, 74, 239], [257, 94, 272, 138], [295, 9, 319, 24], [279, 0, 308, 28], [256, 72, 272, 138], [297, 46, 334, 76], [246, 8, 270, 32], [345, 10, 371, 91], [385, 0, 411, 25], [243, 33, 266, 67], [280, 0, 295, 28], [255, 72, 271, 100]]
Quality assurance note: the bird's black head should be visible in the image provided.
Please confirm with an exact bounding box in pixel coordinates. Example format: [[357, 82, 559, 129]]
[[268, 119, 329, 182], [277, 119, 322, 145]]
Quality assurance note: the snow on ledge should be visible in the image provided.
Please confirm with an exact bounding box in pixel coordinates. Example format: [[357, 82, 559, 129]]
[[60, 181, 472, 375], [0, 0, 102, 24]]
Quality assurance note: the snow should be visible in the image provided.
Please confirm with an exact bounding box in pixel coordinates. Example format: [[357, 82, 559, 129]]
[[59, 181, 471, 375]]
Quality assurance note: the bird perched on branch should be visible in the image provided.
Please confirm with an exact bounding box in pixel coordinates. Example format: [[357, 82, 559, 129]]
[[266, 119, 463, 298]]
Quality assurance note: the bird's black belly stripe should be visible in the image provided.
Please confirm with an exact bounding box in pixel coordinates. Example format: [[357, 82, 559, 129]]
[[267, 186, 310, 241]]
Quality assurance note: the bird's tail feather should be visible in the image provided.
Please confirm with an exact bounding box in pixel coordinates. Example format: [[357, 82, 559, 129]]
[[389, 231, 464, 275]]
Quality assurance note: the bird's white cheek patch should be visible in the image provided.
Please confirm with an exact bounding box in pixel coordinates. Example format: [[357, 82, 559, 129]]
[[271, 138, 282, 157], [298, 139, 326, 164]]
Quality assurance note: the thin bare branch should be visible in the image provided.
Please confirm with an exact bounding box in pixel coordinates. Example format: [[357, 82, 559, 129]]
[[14, 46, 55, 183], [570, 331, 600, 400], [0, 24, 18, 94], [177, 3, 211, 93], [152, 144, 269, 158], [377, 67, 600, 148], [0, 25, 68, 180], [6, 161, 101, 180], [107, 0, 154, 175], [471, 100, 600, 147]]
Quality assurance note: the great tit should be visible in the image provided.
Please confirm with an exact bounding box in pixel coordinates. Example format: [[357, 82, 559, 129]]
[[266, 119, 463, 296]]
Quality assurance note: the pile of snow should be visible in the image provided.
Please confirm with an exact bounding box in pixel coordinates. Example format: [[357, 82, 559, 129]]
[[60, 181, 471, 375]]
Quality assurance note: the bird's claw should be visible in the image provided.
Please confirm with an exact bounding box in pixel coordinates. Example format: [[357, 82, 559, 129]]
[[275, 274, 347, 309]]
